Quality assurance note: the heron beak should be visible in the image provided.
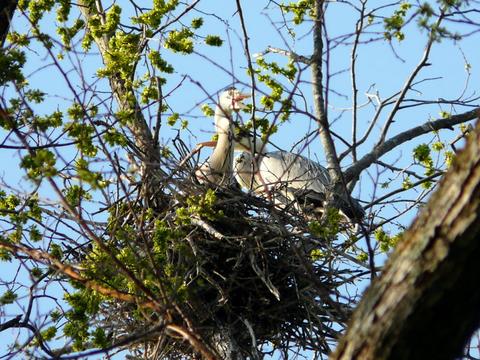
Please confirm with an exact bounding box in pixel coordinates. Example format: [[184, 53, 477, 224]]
[[232, 93, 250, 111], [234, 93, 251, 100]]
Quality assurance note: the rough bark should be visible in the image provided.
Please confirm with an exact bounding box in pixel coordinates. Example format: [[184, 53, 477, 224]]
[[311, 0, 342, 182], [311, 0, 363, 218], [210, 327, 244, 360], [0, 0, 18, 47], [331, 119, 480, 360]]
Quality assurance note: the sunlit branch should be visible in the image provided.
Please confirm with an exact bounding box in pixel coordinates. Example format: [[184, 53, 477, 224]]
[[344, 108, 480, 185], [377, 10, 445, 145]]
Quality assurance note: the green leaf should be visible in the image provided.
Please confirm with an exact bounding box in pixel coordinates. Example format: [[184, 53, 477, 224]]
[[402, 177, 413, 190], [375, 228, 401, 252], [0, 49, 26, 85], [148, 51, 174, 73], [20, 149, 57, 180], [104, 128, 127, 146], [50, 244, 63, 260], [310, 248, 324, 261], [0, 290, 17, 305], [64, 121, 97, 157], [51, 309, 62, 322], [357, 251, 368, 262], [205, 35, 223, 47], [133, 0, 179, 28], [167, 113, 179, 126], [445, 151, 454, 167], [63, 185, 92, 208], [413, 143, 431, 163], [57, 19, 85, 50], [75, 158, 105, 189], [201, 104, 215, 117], [439, 111, 450, 119], [6, 32, 30, 46], [421, 180, 432, 189], [383, 2, 411, 42], [29, 225, 42, 242], [191, 17, 204, 29], [91, 327, 108, 348], [41, 326, 57, 341], [140, 84, 159, 104], [56, 0, 71, 22], [432, 141, 444, 151], [31, 267, 43, 278], [164, 28, 194, 54]]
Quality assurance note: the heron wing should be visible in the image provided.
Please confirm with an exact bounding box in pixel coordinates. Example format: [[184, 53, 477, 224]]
[[258, 151, 331, 194], [237, 150, 364, 221]]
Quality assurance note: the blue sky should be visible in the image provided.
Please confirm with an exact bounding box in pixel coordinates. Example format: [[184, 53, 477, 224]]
[[1, 0, 480, 357]]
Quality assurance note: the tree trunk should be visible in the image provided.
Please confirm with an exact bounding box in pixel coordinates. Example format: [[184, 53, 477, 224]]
[[77, 1, 166, 205], [210, 327, 244, 360], [331, 116, 480, 360], [0, 0, 18, 47]]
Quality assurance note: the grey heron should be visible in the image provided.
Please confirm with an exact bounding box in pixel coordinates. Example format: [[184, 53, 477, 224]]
[[232, 132, 365, 222], [195, 88, 250, 186], [195, 89, 364, 223]]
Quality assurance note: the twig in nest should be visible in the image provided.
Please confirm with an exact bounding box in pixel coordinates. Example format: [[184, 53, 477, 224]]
[[191, 217, 225, 240], [248, 251, 280, 301], [241, 318, 260, 360]]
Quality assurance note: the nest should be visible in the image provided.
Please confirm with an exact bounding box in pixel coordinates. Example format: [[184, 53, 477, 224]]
[[79, 144, 365, 359]]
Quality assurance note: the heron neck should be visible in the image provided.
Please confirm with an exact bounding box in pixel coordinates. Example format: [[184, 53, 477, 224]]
[[215, 106, 230, 119], [209, 113, 234, 173]]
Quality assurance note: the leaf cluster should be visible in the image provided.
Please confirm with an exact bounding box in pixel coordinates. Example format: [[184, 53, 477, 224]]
[[280, 0, 315, 25]]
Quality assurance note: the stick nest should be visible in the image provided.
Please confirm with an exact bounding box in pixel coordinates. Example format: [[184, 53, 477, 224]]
[[80, 152, 365, 359]]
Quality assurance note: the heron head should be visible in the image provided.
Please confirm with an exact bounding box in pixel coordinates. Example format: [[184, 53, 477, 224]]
[[218, 87, 250, 113]]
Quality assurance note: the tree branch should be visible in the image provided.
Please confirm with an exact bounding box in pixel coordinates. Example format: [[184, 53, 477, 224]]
[[77, 1, 161, 178], [166, 324, 219, 360], [0, 240, 159, 310], [344, 108, 480, 184], [255, 46, 312, 64], [0, 0, 17, 47], [377, 13, 441, 145], [311, 0, 342, 182], [332, 119, 480, 360]]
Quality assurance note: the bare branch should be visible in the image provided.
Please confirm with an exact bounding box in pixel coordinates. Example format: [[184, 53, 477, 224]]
[[255, 46, 312, 64], [377, 11, 445, 144], [345, 108, 480, 184], [166, 324, 219, 360]]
